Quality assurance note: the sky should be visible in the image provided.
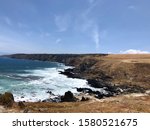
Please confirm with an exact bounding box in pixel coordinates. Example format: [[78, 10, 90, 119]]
[[0, 0, 150, 54]]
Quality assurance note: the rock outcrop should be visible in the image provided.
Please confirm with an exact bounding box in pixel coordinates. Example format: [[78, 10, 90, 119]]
[[0, 92, 14, 107], [61, 91, 77, 102]]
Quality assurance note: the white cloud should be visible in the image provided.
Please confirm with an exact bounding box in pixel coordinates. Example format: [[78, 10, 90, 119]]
[[55, 38, 62, 44], [74, 0, 102, 52], [54, 14, 70, 32], [84, 0, 98, 16], [120, 49, 149, 54], [76, 17, 101, 51]]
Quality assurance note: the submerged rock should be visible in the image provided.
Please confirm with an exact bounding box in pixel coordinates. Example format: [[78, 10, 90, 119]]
[[61, 91, 77, 102], [46, 91, 55, 96], [0, 92, 14, 107]]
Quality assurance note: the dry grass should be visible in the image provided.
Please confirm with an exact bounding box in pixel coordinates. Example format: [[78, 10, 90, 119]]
[[28, 95, 149, 113], [77, 54, 150, 88], [19, 94, 150, 113]]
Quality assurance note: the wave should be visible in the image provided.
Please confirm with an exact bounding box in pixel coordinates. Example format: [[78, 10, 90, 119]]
[[0, 61, 106, 102], [0, 66, 90, 102]]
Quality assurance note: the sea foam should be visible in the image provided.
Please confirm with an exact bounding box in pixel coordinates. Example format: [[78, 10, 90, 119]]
[[0, 58, 106, 102], [13, 67, 89, 102]]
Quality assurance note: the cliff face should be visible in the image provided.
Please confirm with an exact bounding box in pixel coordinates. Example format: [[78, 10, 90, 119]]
[[8, 54, 150, 89], [8, 54, 107, 66]]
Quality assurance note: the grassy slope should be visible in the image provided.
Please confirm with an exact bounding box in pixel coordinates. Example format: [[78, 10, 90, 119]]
[[72, 54, 150, 88]]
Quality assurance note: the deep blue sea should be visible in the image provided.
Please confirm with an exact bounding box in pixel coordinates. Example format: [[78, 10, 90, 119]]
[[0, 57, 89, 102]]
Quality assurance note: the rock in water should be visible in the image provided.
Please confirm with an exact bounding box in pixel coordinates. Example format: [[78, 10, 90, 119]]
[[61, 91, 77, 102], [0, 92, 14, 107]]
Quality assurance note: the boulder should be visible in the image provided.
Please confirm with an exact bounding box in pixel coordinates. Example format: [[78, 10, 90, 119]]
[[81, 96, 90, 101], [77, 87, 117, 99], [42, 96, 61, 103], [0, 92, 14, 107], [95, 94, 104, 99], [87, 79, 109, 88], [18, 101, 26, 109], [59, 68, 81, 79], [61, 91, 77, 102], [77, 88, 93, 93]]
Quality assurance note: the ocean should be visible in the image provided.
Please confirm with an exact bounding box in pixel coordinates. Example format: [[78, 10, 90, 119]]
[[0, 57, 90, 102]]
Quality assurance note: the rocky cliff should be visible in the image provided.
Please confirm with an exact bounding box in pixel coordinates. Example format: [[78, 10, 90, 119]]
[[8, 54, 150, 91]]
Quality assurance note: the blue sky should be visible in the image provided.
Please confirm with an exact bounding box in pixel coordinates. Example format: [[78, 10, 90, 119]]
[[0, 0, 150, 54]]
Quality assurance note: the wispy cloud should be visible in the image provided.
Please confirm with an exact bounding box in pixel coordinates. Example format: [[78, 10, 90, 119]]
[[39, 32, 51, 38], [18, 22, 28, 28], [120, 49, 149, 54], [92, 26, 100, 50], [78, 18, 94, 32], [4, 16, 12, 26], [74, 0, 101, 51], [54, 14, 70, 32], [84, 0, 98, 17], [73, 0, 104, 52], [88, 0, 96, 4], [55, 38, 62, 44], [75, 17, 101, 51]]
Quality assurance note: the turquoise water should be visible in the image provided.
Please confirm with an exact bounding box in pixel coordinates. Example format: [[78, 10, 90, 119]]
[[0, 57, 89, 102]]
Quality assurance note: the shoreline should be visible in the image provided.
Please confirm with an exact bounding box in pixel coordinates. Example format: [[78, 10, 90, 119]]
[[8, 54, 150, 94], [0, 54, 150, 112]]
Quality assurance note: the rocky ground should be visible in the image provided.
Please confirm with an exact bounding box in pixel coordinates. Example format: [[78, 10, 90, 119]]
[[0, 91, 150, 113], [0, 54, 150, 112]]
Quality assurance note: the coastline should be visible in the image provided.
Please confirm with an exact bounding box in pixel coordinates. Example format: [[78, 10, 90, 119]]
[[8, 54, 150, 89], [0, 54, 150, 112]]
